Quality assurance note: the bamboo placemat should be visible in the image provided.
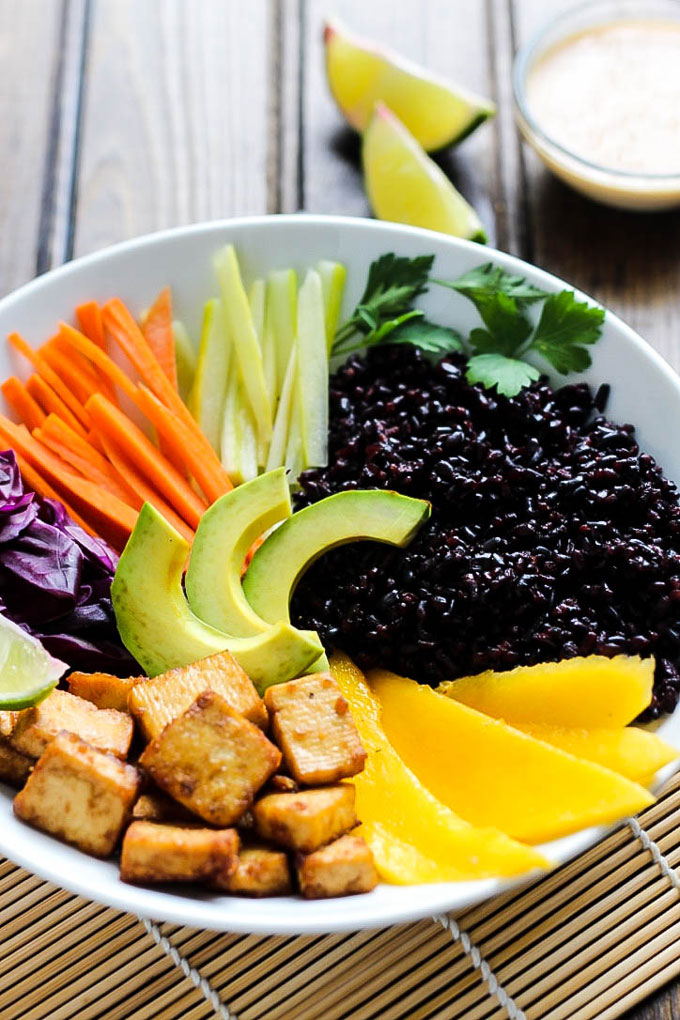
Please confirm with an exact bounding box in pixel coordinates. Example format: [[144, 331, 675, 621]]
[[1, 773, 680, 1020]]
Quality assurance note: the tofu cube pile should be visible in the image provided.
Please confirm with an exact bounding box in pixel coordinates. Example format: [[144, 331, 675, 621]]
[[2, 651, 378, 900]]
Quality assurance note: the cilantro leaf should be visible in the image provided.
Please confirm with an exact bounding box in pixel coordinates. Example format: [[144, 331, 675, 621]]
[[528, 291, 605, 374], [466, 354, 540, 397], [435, 263, 548, 309], [388, 318, 463, 354]]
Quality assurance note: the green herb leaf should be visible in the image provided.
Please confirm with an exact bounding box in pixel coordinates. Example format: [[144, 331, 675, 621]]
[[388, 318, 463, 354], [435, 263, 548, 308], [466, 354, 541, 397], [528, 291, 605, 374], [471, 292, 534, 356]]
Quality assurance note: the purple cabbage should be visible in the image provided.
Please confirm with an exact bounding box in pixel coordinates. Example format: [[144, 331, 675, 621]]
[[0, 450, 138, 675]]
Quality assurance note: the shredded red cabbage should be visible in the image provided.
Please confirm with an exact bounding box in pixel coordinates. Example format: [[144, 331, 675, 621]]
[[0, 449, 139, 675]]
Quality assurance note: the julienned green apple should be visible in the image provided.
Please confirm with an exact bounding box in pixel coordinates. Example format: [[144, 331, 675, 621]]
[[111, 503, 323, 689]]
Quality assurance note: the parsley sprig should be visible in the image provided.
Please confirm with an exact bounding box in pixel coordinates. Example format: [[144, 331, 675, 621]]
[[333, 254, 605, 398]]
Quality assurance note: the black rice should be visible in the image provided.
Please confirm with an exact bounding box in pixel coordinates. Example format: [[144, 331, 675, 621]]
[[291, 346, 680, 719]]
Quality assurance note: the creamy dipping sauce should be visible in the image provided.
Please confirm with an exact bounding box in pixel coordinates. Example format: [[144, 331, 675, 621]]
[[527, 20, 680, 175]]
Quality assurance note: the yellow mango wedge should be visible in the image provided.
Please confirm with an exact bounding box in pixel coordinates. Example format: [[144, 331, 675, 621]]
[[325, 19, 495, 151], [330, 653, 548, 883], [437, 655, 654, 728], [513, 723, 678, 784], [371, 670, 655, 845], [363, 103, 486, 242]]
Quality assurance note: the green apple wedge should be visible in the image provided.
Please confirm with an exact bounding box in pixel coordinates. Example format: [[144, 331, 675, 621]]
[[172, 320, 197, 403], [266, 269, 297, 401], [316, 260, 346, 352], [111, 503, 323, 690], [266, 346, 297, 473], [215, 244, 272, 448], [220, 359, 259, 485], [295, 269, 328, 470], [188, 299, 230, 453], [243, 490, 431, 626]]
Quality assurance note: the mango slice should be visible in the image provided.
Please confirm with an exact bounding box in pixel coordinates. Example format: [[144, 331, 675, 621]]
[[514, 723, 678, 784], [437, 655, 654, 728], [371, 670, 655, 845], [329, 653, 547, 883]]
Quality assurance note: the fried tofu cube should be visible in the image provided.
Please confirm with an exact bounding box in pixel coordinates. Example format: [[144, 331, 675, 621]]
[[264, 674, 366, 785], [14, 731, 139, 857], [120, 821, 239, 884], [139, 691, 280, 826], [10, 690, 133, 760], [296, 835, 378, 899], [132, 791, 197, 824], [67, 672, 139, 712], [0, 711, 19, 738], [215, 843, 292, 896], [129, 650, 267, 741], [253, 785, 357, 853], [0, 740, 33, 787]]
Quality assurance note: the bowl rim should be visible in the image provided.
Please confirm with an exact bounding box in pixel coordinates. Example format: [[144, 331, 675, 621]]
[[0, 213, 678, 934], [512, 0, 680, 184]]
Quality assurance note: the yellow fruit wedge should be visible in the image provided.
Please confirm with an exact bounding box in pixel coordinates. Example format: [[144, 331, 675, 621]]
[[513, 723, 678, 784], [329, 652, 548, 883], [363, 103, 486, 242], [372, 670, 655, 844], [324, 19, 495, 151], [437, 655, 654, 728]]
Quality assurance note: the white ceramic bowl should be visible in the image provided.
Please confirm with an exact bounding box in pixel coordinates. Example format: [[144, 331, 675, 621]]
[[0, 215, 678, 935]]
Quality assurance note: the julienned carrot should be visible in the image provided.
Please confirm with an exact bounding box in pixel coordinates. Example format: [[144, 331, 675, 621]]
[[143, 287, 177, 390], [0, 416, 137, 550], [1, 377, 46, 430], [135, 385, 233, 503], [36, 415, 141, 507], [76, 301, 105, 349], [8, 332, 91, 430], [57, 323, 139, 402], [97, 431, 194, 543], [40, 336, 103, 405], [102, 300, 217, 454], [86, 394, 207, 529], [9, 449, 96, 536], [26, 375, 88, 437]]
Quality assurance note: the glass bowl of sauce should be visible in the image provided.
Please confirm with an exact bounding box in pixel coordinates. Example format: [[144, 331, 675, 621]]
[[513, 0, 680, 210]]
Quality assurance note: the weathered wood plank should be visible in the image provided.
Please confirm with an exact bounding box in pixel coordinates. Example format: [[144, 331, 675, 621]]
[[72, 0, 270, 257], [512, 0, 680, 372], [0, 0, 69, 295], [299, 0, 499, 245]]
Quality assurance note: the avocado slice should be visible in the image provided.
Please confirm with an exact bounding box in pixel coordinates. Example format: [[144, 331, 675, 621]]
[[111, 503, 323, 689], [185, 468, 292, 637], [242, 490, 431, 625]]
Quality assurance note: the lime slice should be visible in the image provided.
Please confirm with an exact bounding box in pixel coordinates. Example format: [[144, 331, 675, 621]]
[[0, 616, 66, 710], [363, 103, 487, 242], [325, 19, 495, 152]]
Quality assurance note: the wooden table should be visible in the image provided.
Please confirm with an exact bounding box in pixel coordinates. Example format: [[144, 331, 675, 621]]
[[0, 0, 678, 1017]]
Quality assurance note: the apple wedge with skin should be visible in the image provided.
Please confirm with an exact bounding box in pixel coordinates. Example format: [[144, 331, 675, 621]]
[[111, 502, 323, 690]]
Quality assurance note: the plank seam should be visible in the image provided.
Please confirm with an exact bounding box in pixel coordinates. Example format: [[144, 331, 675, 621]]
[[432, 913, 526, 1020], [140, 917, 238, 1020]]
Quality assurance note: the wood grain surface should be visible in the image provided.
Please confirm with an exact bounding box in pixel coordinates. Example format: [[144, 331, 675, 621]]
[[0, 1, 679, 1016]]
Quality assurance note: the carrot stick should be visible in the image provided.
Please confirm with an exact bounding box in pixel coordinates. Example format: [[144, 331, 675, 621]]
[[36, 416, 141, 507], [0, 417, 137, 550], [142, 287, 177, 389], [135, 385, 233, 503], [40, 336, 102, 405], [86, 394, 207, 529], [76, 301, 105, 349], [1, 377, 46, 430], [8, 332, 91, 430], [9, 450, 96, 536], [57, 323, 139, 402], [26, 375, 88, 437], [96, 431, 194, 543]]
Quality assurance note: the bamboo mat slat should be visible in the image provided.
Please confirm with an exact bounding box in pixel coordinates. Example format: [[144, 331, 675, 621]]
[[1, 772, 680, 1019]]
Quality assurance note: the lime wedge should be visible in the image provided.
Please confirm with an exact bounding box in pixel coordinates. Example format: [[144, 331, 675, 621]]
[[363, 103, 487, 242], [325, 19, 495, 152], [0, 616, 66, 710]]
